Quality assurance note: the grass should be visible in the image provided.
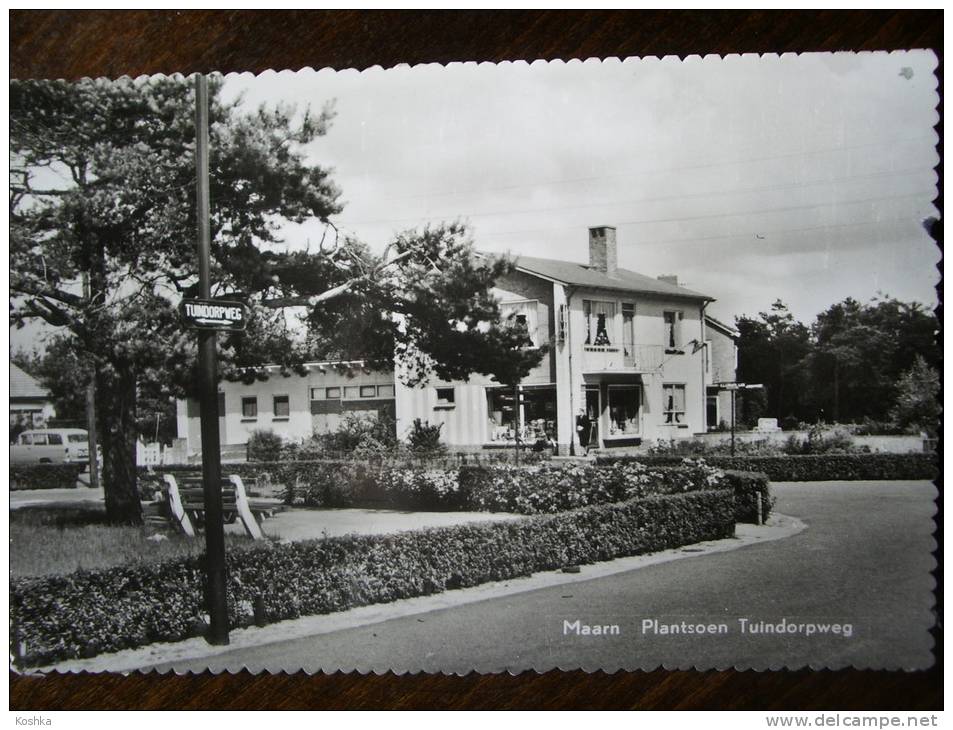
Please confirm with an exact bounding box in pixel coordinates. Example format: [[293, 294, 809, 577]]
[[10, 505, 261, 578]]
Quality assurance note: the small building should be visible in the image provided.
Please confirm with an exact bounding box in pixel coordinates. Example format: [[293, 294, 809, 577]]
[[10, 362, 56, 432], [702, 314, 740, 431], [176, 361, 394, 456], [395, 226, 730, 454]]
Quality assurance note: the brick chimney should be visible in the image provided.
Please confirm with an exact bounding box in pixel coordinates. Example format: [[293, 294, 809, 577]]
[[657, 274, 678, 286], [588, 226, 617, 277]]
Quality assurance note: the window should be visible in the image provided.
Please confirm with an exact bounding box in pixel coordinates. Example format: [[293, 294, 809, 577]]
[[218, 392, 226, 417], [607, 385, 641, 436], [622, 303, 635, 356], [500, 300, 539, 347], [273, 395, 290, 418], [343, 386, 360, 399], [664, 311, 683, 351], [360, 385, 377, 398], [47, 433, 63, 445], [435, 387, 455, 407], [33, 433, 48, 445], [310, 388, 326, 400], [241, 397, 258, 419], [377, 384, 395, 398], [20, 433, 33, 445], [68, 433, 88, 443], [663, 384, 687, 424], [326, 387, 341, 399], [583, 300, 616, 346]]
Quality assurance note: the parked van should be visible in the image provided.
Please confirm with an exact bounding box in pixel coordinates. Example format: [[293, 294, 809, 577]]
[[10, 428, 91, 465]]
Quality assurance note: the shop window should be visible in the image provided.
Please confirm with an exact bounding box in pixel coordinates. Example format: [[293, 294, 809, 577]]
[[607, 385, 641, 436]]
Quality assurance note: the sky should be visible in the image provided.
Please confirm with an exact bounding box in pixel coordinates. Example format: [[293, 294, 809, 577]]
[[220, 51, 939, 327], [10, 51, 940, 354]]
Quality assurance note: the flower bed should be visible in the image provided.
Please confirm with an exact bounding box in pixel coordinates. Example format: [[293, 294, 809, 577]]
[[143, 458, 770, 523], [11, 489, 735, 667], [594, 453, 938, 482]]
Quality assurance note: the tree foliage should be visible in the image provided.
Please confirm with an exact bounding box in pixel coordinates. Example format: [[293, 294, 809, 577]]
[[735, 296, 938, 428], [10, 77, 543, 523]]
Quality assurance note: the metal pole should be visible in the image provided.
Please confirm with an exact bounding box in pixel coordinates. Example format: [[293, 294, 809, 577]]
[[730, 388, 736, 457], [514, 382, 520, 465], [194, 73, 229, 646]]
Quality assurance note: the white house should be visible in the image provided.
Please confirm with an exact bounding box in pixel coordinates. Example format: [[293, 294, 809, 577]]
[[10, 363, 56, 431], [395, 226, 721, 454], [177, 226, 737, 456]]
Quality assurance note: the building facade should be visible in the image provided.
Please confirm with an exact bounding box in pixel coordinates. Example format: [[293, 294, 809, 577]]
[[176, 362, 394, 455], [395, 226, 726, 454], [703, 315, 740, 431], [177, 227, 738, 456]]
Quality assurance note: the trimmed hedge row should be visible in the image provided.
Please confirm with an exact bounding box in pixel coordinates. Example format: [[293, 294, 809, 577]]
[[12, 489, 735, 667], [594, 453, 938, 482], [10, 464, 87, 491]]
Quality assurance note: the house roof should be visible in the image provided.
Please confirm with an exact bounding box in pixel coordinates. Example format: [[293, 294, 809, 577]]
[[10, 363, 50, 400], [704, 314, 740, 339], [500, 254, 713, 302]]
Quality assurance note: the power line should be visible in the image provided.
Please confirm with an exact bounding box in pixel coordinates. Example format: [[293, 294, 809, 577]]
[[342, 167, 931, 227], [373, 133, 936, 204], [341, 189, 935, 234]]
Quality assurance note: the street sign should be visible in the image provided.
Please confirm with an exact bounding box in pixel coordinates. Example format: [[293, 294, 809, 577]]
[[180, 298, 249, 331]]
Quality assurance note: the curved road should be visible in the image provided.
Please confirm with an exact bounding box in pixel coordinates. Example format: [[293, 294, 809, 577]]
[[157, 480, 936, 673]]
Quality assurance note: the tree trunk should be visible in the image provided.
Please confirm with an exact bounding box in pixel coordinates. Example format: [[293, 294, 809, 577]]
[[96, 364, 143, 525]]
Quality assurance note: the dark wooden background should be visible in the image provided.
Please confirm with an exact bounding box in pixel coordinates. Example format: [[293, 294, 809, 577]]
[[9, 9, 942, 710]]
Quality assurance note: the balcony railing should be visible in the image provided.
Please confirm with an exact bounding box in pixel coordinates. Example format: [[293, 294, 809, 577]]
[[581, 344, 663, 373]]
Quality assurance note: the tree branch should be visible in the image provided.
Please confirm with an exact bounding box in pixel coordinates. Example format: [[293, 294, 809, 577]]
[[261, 249, 413, 309]]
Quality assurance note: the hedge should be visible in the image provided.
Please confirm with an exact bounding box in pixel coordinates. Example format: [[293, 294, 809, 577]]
[[11, 489, 735, 667], [10, 464, 87, 491], [594, 453, 938, 482]]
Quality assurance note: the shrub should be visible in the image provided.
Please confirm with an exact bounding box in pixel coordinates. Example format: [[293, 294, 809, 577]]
[[407, 418, 446, 454], [246, 429, 284, 462], [11, 489, 735, 667], [10, 464, 86, 491], [784, 424, 863, 455], [595, 453, 938, 482], [310, 412, 399, 455]]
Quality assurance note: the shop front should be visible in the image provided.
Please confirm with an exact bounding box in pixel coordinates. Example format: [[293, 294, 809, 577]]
[[581, 378, 644, 449], [485, 384, 558, 447]]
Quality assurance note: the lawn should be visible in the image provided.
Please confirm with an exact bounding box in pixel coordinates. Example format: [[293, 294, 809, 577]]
[[10, 504, 260, 578], [10, 503, 523, 578]]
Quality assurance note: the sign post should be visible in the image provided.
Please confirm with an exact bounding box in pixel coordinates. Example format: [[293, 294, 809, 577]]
[[714, 382, 764, 456], [193, 73, 229, 646]]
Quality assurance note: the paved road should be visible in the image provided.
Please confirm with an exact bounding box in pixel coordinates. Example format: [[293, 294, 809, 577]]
[[159, 481, 936, 673]]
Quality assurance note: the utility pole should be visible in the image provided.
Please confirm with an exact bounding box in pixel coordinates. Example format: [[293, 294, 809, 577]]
[[194, 73, 229, 646]]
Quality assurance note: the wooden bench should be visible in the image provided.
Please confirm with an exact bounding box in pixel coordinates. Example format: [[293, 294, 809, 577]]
[[159, 473, 272, 539]]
